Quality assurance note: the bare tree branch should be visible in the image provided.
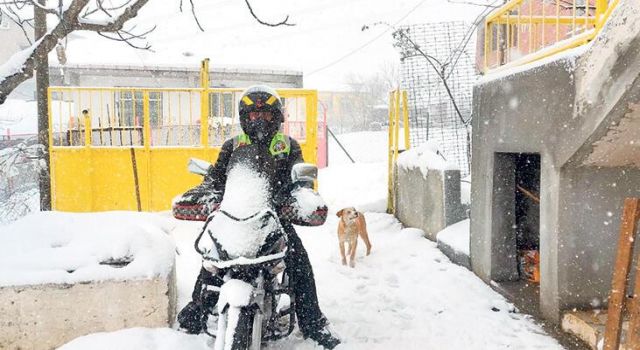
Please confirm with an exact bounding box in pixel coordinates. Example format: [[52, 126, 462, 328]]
[[244, 0, 294, 27], [75, 0, 150, 31], [0, 0, 297, 103], [188, 0, 204, 31]]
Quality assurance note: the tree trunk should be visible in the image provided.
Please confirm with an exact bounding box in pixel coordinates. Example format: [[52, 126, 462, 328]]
[[35, 0, 51, 211]]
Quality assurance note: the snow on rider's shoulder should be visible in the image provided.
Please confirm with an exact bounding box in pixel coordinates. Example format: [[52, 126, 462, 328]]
[[396, 141, 459, 177], [0, 211, 176, 287]]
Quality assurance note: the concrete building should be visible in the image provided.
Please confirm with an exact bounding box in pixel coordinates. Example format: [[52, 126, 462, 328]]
[[0, 9, 33, 64], [470, 0, 640, 323], [48, 63, 303, 89]]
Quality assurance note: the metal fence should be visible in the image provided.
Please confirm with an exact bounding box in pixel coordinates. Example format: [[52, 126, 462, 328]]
[[47, 86, 319, 212], [399, 21, 475, 177], [484, 0, 619, 72]]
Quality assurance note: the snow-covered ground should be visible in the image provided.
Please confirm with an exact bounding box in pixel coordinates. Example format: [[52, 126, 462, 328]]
[[56, 130, 563, 350]]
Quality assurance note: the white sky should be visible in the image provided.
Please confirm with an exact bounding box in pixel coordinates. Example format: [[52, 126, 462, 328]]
[[58, 0, 490, 90]]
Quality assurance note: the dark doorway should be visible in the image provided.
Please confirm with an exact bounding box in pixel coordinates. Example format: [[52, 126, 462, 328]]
[[491, 152, 541, 317], [514, 154, 541, 280]]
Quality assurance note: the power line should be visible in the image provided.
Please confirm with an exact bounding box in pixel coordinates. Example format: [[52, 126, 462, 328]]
[[306, 0, 429, 76]]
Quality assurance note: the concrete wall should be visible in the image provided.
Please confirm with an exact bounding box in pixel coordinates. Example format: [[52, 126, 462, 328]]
[[395, 167, 464, 240], [0, 266, 177, 350], [471, 0, 640, 322], [471, 58, 576, 293]]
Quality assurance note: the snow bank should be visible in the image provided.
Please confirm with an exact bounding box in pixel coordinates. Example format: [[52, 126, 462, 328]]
[[0, 99, 36, 135], [437, 218, 470, 256], [319, 162, 387, 213], [0, 99, 76, 135], [328, 130, 405, 165], [396, 140, 459, 177], [58, 328, 210, 350], [0, 211, 176, 287]]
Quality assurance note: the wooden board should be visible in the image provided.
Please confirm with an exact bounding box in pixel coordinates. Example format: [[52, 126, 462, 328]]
[[604, 198, 640, 350]]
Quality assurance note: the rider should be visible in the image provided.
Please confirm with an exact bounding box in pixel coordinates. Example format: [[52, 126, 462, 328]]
[[176, 85, 341, 349]]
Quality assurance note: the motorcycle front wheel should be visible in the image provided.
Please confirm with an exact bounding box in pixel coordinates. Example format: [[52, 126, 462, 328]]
[[226, 307, 260, 350]]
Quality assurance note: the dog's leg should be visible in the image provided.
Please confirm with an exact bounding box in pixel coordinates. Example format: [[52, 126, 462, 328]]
[[349, 238, 358, 268], [358, 216, 372, 256], [339, 240, 347, 266], [360, 230, 372, 256]]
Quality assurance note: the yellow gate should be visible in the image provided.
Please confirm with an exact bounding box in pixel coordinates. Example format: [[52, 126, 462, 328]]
[[47, 86, 318, 212], [387, 89, 410, 214]]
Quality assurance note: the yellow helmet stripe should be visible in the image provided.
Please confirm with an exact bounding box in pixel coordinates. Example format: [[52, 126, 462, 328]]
[[265, 95, 277, 105], [242, 96, 254, 106]]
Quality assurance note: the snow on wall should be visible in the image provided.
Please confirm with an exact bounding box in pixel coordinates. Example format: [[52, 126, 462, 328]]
[[437, 218, 470, 255], [0, 211, 176, 287], [396, 140, 458, 177]]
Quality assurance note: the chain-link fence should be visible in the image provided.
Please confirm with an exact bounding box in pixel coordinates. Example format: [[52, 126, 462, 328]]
[[398, 21, 476, 176]]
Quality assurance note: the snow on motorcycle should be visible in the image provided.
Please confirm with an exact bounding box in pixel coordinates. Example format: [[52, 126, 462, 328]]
[[183, 146, 326, 350]]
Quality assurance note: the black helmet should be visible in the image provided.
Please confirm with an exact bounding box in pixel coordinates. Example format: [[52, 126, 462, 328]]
[[238, 85, 284, 142]]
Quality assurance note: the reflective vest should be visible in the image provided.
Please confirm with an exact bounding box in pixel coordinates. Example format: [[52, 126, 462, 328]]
[[232, 132, 291, 158]]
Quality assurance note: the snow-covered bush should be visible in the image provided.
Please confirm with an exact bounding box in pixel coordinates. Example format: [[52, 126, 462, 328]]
[[0, 139, 43, 224]]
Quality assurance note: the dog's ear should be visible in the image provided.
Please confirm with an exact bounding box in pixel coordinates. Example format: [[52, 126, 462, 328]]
[[336, 209, 344, 218]]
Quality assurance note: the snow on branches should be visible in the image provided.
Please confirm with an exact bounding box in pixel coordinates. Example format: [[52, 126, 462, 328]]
[[0, 0, 294, 104]]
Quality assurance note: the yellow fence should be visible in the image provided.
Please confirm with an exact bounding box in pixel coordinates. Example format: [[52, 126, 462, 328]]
[[47, 86, 318, 212], [387, 89, 410, 214], [484, 0, 619, 72]]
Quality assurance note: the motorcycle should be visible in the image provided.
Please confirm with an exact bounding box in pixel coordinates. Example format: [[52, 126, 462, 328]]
[[187, 148, 323, 350]]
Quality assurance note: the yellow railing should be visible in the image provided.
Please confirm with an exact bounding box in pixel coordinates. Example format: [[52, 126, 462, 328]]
[[47, 83, 318, 212], [483, 0, 619, 72], [387, 89, 410, 214]]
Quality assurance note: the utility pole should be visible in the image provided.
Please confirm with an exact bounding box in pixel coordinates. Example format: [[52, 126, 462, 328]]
[[35, 0, 51, 210]]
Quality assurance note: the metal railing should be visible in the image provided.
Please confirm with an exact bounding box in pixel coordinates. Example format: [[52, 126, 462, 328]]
[[483, 0, 619, 72]]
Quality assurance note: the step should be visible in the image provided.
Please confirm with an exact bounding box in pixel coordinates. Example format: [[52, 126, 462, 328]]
[[562, 310, 629, 350]]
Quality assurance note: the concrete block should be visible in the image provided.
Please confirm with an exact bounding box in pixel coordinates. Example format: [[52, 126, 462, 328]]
[[0, 266, 176, 350], [395, 166, 464, 240], [437, 239, 471, 269], [561, 310, 631, 350]]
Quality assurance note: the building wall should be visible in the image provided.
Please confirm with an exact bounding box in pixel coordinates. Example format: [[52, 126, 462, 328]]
[[470, 52, 640, 321], [48, 64, 303, 89], [472, 0, 640, 321], [0, 10, 33, 64]]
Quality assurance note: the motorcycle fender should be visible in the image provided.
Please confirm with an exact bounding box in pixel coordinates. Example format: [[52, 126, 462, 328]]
[[217, 279, 255, 312]]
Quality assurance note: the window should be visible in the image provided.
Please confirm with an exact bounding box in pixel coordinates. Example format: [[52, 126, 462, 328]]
[[209, 93, 234, 119], [117, 91, 162, 127]]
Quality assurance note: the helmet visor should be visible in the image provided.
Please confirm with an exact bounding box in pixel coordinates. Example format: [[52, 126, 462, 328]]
[[248, 111, 274, 122]]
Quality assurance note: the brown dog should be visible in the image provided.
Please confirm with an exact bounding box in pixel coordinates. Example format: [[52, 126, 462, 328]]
[[336, 207, 372, 267]]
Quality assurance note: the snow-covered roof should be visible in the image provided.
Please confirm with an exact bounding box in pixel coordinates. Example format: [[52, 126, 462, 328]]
[[0, 211, 176, 287], [49, 63, 302, 77]]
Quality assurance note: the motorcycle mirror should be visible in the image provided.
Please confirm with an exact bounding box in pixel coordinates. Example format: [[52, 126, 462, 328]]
[[291, 163, 317, 183], [188, 158, 213, 176]]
